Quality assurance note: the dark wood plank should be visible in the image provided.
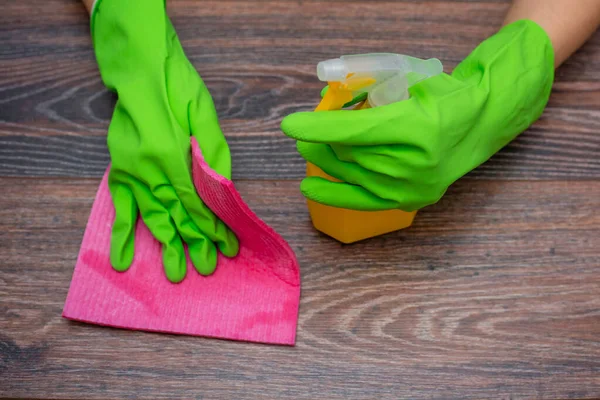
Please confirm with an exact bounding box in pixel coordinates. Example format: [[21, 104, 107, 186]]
[[1, 0, 599, 179], [2, 0, 600, 398], [1, 177, 599, 399]]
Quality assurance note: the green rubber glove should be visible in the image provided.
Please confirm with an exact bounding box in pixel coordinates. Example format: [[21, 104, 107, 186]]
[[92, 0, 238, 282], [281, 20, 554, 212]]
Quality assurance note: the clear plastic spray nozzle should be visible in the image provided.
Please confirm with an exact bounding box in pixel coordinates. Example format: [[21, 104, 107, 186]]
[[317, 59, 348, 82], [316, 53, 443, 108], [317, 53, 442, 82]]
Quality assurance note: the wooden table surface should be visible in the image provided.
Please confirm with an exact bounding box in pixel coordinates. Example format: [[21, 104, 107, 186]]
[[2, 0, 600, 399]]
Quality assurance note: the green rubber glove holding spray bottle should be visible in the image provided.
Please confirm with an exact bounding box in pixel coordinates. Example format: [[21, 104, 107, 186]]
[[282, 20, 554, 213]]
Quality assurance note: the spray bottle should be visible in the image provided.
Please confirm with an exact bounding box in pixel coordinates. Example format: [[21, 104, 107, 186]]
[[306, 53, 443, 243]]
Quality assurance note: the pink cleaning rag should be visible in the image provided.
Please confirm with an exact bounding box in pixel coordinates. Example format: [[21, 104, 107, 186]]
[[62, 138, 300, 345]]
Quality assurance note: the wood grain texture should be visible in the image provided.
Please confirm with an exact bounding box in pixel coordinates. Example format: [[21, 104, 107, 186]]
[[1, 177, 600, 399], [2, 0, 600, 398], [1, 0, 599, 179]]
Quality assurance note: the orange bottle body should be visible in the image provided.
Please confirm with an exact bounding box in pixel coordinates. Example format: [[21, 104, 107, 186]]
[[305, 162, 416, 244]]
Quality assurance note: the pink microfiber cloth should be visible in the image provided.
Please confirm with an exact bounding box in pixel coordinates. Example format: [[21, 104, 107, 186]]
[[63, 138, 300, 345]]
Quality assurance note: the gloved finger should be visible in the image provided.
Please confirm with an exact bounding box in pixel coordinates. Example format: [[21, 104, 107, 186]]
[[173, 179, 239, 259], [297, 141, 368, 184], [300, 177, 401, 211], [282, 98, 429, 146], [297, 141, 398, 197], [132, 183, 188, 283], [326, 143, 447, 208], [330, 143, 428, 180], [108, 183, 138, 272], [151, 183, 219, 275], [188, 82, 233, 179], [279, 72, 469, 146], [320, 86, 327, 98], [320, 85, 367, 108]]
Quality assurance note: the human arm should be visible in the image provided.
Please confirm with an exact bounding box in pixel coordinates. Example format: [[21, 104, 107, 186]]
[[504, 0, 600, 67], [81, 0, 239, 282], [81, 0, 94, 14], [281, 4, 597, 211]]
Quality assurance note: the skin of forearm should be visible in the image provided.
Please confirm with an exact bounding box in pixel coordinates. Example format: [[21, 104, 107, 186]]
[[82, 0, 94, 14], [504, 0, 600, 67]]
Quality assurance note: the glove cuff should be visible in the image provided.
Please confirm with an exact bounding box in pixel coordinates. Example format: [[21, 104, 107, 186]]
[[91, 0, 167, 42], [453, 18, 554, 132], [89, 0, 102, 40], [513, 19, 555, 72], [90, 0, 100, 21], [91, 0, 170, 90]]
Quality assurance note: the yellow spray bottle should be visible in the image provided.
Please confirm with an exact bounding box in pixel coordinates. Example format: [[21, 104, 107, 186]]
[[306, 53, 443, 243]]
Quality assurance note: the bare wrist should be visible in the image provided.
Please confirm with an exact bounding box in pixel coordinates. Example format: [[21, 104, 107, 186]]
[[82, 0, 95, 15]]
